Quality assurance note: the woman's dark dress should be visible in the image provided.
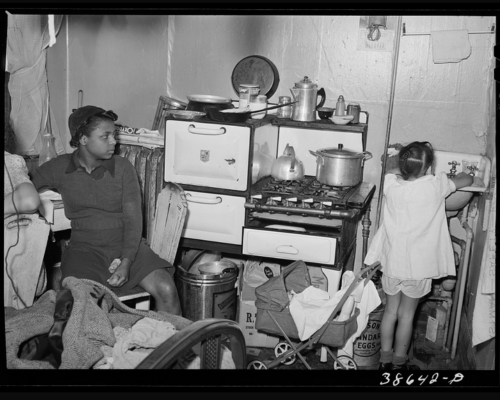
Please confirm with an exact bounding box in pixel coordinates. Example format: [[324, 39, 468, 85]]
[[32, 149, 173, 291]]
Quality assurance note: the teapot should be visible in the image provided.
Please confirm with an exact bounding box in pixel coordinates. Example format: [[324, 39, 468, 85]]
[[271, 144, 305, 181], [289, 76, 326, 122]]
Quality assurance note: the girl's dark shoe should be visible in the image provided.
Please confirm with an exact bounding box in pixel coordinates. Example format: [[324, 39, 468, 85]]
[[379, 362, 393, 371], [391, 361, 420, 371]]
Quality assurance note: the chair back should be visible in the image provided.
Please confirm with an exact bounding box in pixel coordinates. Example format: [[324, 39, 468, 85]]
[[149, 182, 188, 265]]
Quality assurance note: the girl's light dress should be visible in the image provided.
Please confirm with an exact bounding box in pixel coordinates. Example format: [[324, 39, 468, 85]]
[[364, 172, 457, 281]]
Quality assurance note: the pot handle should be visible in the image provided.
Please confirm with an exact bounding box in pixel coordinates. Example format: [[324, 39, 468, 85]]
[[309, 150, 325, 166], [286, 145, 297, 171], [362, 151, 373, 161], [222, 267, 238, 276], [316, 88, 326, 109]]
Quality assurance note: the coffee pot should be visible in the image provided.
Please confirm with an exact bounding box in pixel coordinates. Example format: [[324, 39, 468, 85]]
[[289, 76, 326, 122]]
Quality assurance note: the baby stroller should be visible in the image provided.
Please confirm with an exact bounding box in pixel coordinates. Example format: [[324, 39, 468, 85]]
[[247, 260, 381, 370]]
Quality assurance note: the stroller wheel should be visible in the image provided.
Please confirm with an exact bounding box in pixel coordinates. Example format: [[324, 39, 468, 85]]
[[274, 342, 296, 366], [333, 355, 357, 370], [247, 360, 268, 369]]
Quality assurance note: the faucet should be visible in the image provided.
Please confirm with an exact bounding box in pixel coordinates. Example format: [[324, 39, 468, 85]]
[[466, 164, 478, 177], [448, 161, 460, 176]]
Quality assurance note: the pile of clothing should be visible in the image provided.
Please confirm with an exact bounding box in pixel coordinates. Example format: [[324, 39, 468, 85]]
[[5, 277, 193, 369]]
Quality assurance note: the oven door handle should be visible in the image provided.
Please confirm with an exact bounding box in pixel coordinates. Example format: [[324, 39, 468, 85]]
[[186, 193, 223, 204], [276, 245, 299, 255], [188, 124, 226, 135]]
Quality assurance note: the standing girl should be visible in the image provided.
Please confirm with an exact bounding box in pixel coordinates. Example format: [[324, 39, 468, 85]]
[[364, 141, 473, 370], [32, 106, 181, 315]]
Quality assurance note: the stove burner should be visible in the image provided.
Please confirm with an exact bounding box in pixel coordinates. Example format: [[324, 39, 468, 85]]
[[250, 175, 363, 214]]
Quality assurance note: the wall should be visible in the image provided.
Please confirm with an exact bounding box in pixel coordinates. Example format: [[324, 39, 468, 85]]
[[48, 15, 169, 153]]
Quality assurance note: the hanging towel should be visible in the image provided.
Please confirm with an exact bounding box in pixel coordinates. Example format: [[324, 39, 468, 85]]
[[431, 30, 471, 64]]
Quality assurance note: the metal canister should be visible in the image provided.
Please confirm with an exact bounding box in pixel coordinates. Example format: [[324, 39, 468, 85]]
[[276, 96, 293, 119], [347, 103, 361, 124], [239, 84, 260, 109]]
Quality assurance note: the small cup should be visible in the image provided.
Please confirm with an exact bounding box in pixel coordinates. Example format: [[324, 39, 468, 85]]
[[317, 107, 334, 120]]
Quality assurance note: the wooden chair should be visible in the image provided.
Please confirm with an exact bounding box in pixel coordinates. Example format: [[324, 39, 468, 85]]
[[114, 181, 188, 309], [4, 212, 51, 309], [136, 318, 247, 369]]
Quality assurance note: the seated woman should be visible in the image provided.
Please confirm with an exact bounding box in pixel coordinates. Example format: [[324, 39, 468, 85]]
[[31, 106, 182, 315], [4, 121, 41, 216]]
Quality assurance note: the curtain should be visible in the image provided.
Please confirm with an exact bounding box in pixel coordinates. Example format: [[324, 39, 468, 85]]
[[6, 12, 64, 156]]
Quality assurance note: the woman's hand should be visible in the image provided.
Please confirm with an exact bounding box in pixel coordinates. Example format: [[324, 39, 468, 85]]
[[107, 257, 131, 287]]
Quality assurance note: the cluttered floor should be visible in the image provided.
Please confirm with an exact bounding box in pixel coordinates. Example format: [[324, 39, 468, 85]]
[[246, 303, 462, 371]]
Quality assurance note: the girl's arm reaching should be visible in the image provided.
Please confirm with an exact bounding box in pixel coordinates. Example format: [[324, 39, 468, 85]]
[[451, 172, 474, 190]]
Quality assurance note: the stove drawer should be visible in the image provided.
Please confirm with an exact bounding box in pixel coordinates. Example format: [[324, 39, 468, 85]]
[[183, 190, 246, 245], [242, 228, 337, 265], [165, 120, 251, 191]]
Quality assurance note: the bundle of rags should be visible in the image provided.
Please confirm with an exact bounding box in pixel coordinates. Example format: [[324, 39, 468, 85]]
[[5, 277, 192, 369]]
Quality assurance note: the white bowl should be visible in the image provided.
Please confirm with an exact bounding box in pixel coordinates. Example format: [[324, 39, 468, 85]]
[[331, 114, 354, 125]]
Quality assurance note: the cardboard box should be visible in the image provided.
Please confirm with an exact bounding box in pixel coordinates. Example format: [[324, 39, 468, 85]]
[[238, 298, 280, 348], [237, 261, 281, 348]]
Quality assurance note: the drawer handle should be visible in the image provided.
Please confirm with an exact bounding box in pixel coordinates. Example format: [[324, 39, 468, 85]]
[[276, 245, 299, 255], [188, 124, 226, 135], [186, 193, 222, 204]]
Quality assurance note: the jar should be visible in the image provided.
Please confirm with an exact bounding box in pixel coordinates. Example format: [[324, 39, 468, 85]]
[[39, 132, 57, 167], [347, 102, 361, 124], [249, 95, 267, 119], [276, 96, 292, 119], [238, 84, 260, 109]]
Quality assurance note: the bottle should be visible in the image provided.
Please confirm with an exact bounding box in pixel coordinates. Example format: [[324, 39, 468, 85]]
[[39, 132, 57, 167], [277, 96, 293, 119], [335, 95, 346, 116]]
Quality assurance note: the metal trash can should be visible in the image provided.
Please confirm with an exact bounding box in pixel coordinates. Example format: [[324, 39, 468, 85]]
[[175, 260, 239, 322]]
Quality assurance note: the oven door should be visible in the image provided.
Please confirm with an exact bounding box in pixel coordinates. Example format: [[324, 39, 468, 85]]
[[242, 227, 337, 266], [165, 120, 251, 191], [183, 190, 246, 245]]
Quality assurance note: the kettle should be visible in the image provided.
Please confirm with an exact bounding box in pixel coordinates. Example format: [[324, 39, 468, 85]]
[[271, 144, 305, 181], [289, 76, 326, 122]]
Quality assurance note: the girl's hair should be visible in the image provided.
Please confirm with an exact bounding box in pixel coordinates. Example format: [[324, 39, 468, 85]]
[[398, 141, 434, 180], [5, 120, 17, 154], [70, 111, 117, 148]]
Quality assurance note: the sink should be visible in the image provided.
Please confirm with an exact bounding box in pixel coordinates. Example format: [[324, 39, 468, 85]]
[[432, 151, 491, 210]]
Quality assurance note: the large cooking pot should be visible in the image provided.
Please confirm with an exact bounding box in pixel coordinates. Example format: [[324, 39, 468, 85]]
[[186, 94, 234, 113], [271, 144, 305, 181], [309, 144, 372, 187]]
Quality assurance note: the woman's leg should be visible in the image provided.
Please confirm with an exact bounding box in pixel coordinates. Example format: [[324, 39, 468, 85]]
[[380, 291, 401, 353], [393, 292, 420, 359], [139, 268, 182, 315]]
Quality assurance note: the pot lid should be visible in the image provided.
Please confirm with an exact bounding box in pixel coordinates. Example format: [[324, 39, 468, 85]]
[[231, 55, 280, 98], [317, 145, 365, 159], [186, 94, 232, 104], [294, 76, 317, 89]]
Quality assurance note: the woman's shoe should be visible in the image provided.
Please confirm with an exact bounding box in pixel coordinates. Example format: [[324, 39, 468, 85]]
[[379, 362, 393, 371], [391, 361, 420, 371]]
